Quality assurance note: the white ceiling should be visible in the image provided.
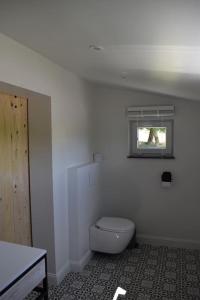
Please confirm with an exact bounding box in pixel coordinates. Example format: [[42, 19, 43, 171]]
[[0, 0, 200, 100]]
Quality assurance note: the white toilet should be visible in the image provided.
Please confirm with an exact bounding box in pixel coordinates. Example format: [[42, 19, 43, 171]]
[[90, 217, 135, 254]]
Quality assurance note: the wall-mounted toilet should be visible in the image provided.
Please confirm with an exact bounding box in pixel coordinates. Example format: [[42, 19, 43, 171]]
[[90, 217, 135, 254]]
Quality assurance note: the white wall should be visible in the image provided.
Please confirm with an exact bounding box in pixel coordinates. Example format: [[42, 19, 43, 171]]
[[0, 33, 92, 282], [91, 84, 200, 248]]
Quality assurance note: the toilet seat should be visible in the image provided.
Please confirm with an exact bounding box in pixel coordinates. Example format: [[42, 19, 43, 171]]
[[96, 217, 135, 233]]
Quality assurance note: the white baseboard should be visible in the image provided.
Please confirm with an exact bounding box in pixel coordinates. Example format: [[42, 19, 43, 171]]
[[48, 262, 70, 286], [137, 234, 200, 249], [70, 250, 93, 272], [47, 251, 93, 285]]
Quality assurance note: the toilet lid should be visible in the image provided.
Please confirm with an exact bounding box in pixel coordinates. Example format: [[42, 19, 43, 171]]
[[96, 217, 135, 233]]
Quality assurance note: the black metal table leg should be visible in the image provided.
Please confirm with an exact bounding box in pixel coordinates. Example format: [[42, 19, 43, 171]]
[[43, 254, 48, 300], [35, 254, 48, 300]]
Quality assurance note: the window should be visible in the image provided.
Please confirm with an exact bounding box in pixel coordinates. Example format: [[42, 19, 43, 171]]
[[127, 106, 174, 158], [137, 126, 167, 149]]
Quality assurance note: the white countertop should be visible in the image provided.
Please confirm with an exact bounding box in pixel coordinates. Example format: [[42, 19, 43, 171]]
[[0, 241, 46, 293]]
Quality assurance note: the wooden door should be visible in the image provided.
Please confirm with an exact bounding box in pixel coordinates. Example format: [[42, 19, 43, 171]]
[[0, 92, 32, 246]]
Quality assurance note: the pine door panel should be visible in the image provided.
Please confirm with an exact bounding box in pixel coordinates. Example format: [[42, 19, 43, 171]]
[[0, 93, 14, 243], [0, 92, 31, 246]]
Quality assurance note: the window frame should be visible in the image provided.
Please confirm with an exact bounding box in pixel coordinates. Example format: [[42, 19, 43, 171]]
[[128, 119, 174, 159]]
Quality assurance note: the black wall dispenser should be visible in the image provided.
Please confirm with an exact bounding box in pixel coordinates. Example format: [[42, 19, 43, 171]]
[[161, 171, 172, 188]]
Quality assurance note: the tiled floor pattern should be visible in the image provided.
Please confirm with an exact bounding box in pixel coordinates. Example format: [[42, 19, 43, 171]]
[[27, 244, 200, 299]]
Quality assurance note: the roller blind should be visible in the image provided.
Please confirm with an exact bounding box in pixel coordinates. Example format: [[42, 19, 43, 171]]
[[127, 105, 174, 119]]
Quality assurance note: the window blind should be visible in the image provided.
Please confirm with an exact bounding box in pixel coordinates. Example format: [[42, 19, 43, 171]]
[[127, 105, 174, 119]]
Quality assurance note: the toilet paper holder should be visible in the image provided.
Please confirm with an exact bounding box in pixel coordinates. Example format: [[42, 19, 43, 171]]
[[161, 171, 172, 188]]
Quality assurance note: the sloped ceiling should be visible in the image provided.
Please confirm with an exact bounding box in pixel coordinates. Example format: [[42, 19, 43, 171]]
[[0, 0, 200, 100]]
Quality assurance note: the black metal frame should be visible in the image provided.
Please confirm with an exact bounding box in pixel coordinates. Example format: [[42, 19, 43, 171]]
[[34, 254, 48, 300], [0, 254, 48, 300]]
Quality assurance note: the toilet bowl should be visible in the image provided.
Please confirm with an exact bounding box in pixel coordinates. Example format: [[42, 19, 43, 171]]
[[90, 217, 135, 254]]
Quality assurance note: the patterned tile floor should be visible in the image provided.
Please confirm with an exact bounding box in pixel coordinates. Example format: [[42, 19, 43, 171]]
[[27, 244, 200, 300]]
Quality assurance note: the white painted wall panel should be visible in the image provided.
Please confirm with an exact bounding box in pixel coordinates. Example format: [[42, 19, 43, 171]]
[[68, 163, 101, 270]]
